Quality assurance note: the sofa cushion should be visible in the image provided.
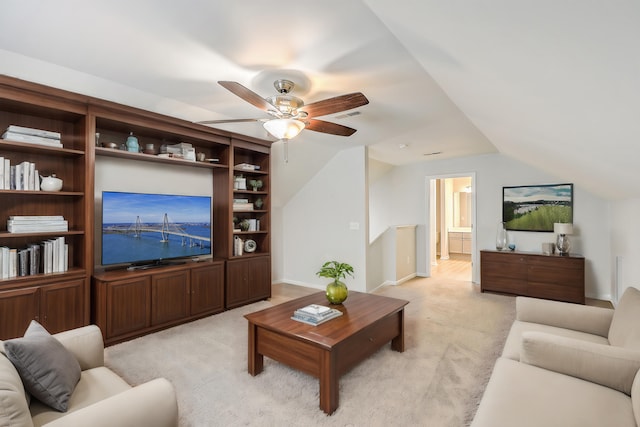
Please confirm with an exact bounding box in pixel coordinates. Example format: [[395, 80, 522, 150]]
[[30, 366, 131, 427], [502, 320, 609, 360], [4, 320, 81, 412], [516, 296, 614, 337], [609, 286, 640, 350], [471, 357, 636, 427], [521, 331, 640, 395], [0, 346, 34, 427]]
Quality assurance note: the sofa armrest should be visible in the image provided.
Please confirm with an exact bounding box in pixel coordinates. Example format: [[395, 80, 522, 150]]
[[53, 325, 104, 370], [516, 297, 614, 337], [42, 378, 178, 427], [521, 331, 640, 395]]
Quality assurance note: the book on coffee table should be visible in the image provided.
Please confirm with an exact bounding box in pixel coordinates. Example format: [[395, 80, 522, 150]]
[[292, 304, 343, 326]]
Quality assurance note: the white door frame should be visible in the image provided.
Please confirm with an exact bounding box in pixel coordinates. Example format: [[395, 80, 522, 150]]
[[424, 172, 477, 282]]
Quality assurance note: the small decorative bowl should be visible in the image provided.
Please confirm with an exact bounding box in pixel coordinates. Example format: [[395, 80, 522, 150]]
[[102, 142, 118, 149]]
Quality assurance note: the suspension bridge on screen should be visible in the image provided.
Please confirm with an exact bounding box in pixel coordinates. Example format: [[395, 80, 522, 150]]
[[104, 214, 210, 248]]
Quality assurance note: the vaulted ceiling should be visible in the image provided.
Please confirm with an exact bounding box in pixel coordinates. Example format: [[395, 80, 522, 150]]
[[0, 1, 638, 200]]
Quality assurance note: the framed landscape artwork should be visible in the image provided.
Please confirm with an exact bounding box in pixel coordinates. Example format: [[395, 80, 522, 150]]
[[502, 183, 573, 232]]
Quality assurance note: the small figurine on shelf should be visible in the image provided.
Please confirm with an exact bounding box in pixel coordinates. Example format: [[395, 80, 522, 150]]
[[126, 132, 139, 152]]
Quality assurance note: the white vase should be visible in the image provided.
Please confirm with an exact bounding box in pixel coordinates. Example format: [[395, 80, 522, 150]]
[[496, 222, 508, 250], [40, 175, 63, 192]]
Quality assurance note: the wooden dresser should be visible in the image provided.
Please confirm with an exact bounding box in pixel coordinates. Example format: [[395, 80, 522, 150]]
[[480, 250, 585, 304]]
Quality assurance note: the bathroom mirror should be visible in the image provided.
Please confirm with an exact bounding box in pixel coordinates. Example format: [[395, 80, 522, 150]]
[[453, 191, 472, 228]]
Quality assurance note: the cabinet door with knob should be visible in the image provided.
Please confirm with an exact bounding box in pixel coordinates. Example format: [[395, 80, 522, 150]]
[[151, 270, 190, 326], [190, 262, 224, 316], [40, 279, 85, 334], [0, 287, 39, 339], [226, 255, 271, 309]]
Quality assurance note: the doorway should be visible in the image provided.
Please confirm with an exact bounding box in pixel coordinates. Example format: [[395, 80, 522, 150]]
[[426, 174, 475, 282]]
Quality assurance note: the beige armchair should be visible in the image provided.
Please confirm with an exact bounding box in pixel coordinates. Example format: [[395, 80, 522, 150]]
[[1, 324, 178, 427]]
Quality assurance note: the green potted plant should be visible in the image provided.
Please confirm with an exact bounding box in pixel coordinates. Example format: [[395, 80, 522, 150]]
[[316, 261, 354, 304]]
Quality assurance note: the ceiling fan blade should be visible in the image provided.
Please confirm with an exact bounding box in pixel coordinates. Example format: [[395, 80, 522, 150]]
[[218, 81, 276, 112], [197, 118, 262, 125], [305, 119, 357, 136], [301, 92, 369, 118]]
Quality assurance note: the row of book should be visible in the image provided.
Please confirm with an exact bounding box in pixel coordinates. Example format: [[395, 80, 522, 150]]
[[291, 304, 343, 326], [1, 125, 62, 148], [0, 236, 68, 278], [0, 158, 41, 191], [7, 215, 69, 234]]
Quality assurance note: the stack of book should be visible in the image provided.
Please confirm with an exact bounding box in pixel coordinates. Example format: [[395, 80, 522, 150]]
[[233, 198, 254, 211], [7, 215, 68, 234], [235, 162, 260, 171], [2, 125, 62, 148], [291, 304, 343, 326], [0, 236, 67, 278]]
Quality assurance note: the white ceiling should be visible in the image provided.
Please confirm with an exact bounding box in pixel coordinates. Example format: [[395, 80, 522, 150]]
[[0, 1, 638, 200]]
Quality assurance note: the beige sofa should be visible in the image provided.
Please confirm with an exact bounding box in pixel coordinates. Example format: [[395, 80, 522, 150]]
[[472, 287, 640, 427], [1, 324, 178, 427]]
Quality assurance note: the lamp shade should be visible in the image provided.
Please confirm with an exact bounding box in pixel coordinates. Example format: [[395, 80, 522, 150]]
[[263, 119, 305, 140], [553, 223, 573, 235]]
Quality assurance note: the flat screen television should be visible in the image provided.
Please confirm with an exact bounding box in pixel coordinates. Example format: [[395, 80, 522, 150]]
[[101, 191, 212, 267]]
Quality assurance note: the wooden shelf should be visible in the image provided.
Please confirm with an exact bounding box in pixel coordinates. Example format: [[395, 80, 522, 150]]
[[95, 147, 227, 169], [233, 167, 268, 175], [0, 190, 83, 196], [0, 267, 86, 289], [0, 139, 84, 156], [0, 230, 84, 239], [233, 190, 268, 195]]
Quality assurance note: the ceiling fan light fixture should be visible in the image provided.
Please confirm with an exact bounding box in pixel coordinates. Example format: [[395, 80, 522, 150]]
[[263, 118, 305, 140]]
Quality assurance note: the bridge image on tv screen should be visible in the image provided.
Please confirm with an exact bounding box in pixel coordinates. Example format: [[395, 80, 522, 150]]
[[101, 191, 212, 266]]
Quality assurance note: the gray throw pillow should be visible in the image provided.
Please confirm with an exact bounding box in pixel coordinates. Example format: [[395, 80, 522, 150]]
[[4, 320, 81, 412]]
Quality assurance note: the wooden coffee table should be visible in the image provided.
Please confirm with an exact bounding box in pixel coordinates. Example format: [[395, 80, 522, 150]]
[[244, 291, 409, 414]]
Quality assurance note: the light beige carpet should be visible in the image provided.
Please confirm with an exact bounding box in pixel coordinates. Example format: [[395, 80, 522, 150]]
[[105, 277, 515, 426]]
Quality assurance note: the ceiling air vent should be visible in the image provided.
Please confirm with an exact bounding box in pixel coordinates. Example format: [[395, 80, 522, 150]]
[[334, 111, 362, 119]]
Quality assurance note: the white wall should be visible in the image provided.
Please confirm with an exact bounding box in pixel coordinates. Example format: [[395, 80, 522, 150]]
[[610, 198, 640, 304], [379, 153, 612, 300], [368, 158, 394, 242], [278, 146, 367, 292]]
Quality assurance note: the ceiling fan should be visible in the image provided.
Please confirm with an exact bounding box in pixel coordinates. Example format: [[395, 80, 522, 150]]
[[198, 79, 369, 140]]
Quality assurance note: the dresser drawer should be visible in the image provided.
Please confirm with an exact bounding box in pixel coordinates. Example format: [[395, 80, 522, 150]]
[[528, 265, 583, 288], [335, 312, 401, 376], [528, 282, 585, 304], [528, 256, 584, 270], [481, 276, 527, 295], [481, 251, 527, 264]]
